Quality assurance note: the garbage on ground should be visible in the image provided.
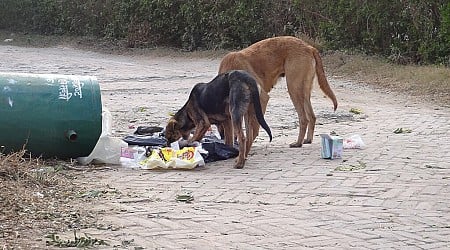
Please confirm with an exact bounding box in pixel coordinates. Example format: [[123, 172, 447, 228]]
[[176, 191, 194, 203], [343, 134, 365, 149], [120, 144, 205, 169], [393, 128, 412, 134], [77, 108, 127, 165], [201, 137, 239, 163], [171, 139, 201, 149], [78, 136, 127, 165], [349, 108, 363, 114], [335, 160, 367, 171], [119, 145, 147, 167], [119, 125, 238, 169], [320, 134, 343, 159], [134, 126, 164, 135], [123, 134, 167, 146], [140, 146, 205, 170]]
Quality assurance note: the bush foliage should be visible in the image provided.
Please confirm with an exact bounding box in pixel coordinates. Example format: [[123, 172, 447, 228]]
[[0, 0, 448, 65]]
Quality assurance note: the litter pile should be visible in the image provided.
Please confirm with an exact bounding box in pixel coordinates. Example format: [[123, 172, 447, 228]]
[[120, 125, 239, 169], [76, 110, 238, 170], [320, 133, 365, 160]]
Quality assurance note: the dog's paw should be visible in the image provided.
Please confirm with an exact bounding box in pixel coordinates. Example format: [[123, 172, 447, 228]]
[[303, 139, 312, 144], [234, 163, 245, 169], [178, 139, 190, 148], [289, 142, 303, 148], [234, 159, 245, 169]]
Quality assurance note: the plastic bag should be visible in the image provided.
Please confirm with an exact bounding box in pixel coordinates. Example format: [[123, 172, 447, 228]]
[[140, 146, 205, 169], [77, 108, 127, 165], [343, 134, 365, 149], [122, 134, 167, 146], [119, 145, 147, 168], [201, 141, 239, 163]]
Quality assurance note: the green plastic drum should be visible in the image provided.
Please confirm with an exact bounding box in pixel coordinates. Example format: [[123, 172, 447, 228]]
[[0, 72, 102, 159]]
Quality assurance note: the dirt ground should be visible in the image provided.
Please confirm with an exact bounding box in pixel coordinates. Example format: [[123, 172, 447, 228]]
[[1, 44, 449, 249]]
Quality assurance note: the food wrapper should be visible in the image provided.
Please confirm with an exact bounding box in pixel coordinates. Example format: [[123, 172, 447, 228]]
[[120, 145, 147, 168], [140, 146, 205, 169]]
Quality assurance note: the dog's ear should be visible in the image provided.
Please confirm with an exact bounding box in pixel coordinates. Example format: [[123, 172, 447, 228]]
[[167, 118, 178, 130]]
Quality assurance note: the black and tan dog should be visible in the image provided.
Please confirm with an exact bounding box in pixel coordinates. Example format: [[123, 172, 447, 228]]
[[165, 70, 272, 169]]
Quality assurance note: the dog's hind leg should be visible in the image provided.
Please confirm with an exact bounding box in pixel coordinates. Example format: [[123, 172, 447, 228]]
[[222, 119, 234, 146], [234, 123, 246, 169], [247, 90, 270, 144], [303, 94, 316, 144], [230, 109, 246, 168], [259, 89, 270, 114], [286, 89, 308, 147], [244, 113, 252, 158], [229, 86, 250, 169], [285, 61, 315, 148]]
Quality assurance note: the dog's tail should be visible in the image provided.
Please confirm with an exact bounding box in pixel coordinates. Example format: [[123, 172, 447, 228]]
[[237, 71, 273, 142], [312, 49, 338, 111]]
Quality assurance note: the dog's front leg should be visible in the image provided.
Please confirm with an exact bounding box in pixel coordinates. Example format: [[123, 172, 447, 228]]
[[187, 108, 211, 142], [190, 119, 211, 142]]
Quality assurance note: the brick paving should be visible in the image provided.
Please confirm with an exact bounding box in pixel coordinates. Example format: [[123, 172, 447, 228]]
[[1, 46, 449, 249]]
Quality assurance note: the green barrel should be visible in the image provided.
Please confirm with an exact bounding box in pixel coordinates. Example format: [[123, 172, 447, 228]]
[[0, 72, 102, 159]]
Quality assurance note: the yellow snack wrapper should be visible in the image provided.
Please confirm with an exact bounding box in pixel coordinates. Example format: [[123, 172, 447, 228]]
[[140, 147, 205, 169]]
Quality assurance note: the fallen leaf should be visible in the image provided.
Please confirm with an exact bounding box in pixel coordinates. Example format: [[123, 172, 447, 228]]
[[393, 128, 412, 134], [176, 191, 194, 203], [349, 108, 363, 114], [335, 161, 367, 171]]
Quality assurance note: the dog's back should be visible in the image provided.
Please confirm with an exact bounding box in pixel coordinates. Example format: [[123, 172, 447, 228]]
[[191, 74, 230, 115]]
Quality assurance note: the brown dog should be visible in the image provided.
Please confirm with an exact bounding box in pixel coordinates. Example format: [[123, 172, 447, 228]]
[[219, 36, 337, 148], [165, 70, 272, 169]]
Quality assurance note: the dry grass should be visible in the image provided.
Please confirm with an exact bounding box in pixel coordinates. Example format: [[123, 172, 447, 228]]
[[324, 51, 450, 106], [0, 149, 102, 248]]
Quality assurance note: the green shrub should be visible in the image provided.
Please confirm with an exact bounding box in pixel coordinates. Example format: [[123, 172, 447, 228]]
[[0, 0, 448, 65]]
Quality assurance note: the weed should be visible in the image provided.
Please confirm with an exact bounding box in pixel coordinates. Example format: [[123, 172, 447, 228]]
[[46, 231, 108, 248]]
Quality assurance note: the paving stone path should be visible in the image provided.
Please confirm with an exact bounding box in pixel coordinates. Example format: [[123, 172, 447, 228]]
[[1, 45, 449, 249]]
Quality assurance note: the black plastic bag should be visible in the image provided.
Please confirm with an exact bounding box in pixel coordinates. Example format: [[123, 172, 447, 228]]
[[134, 126, 164, 135], [201, 141, 239, 163], [123, 134, 167, 147]]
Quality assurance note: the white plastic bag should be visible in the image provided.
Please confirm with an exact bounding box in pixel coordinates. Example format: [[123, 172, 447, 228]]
[[119, 145, 147, 168], [343, 134, 365, 149], [77, 107, 127, 165]]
